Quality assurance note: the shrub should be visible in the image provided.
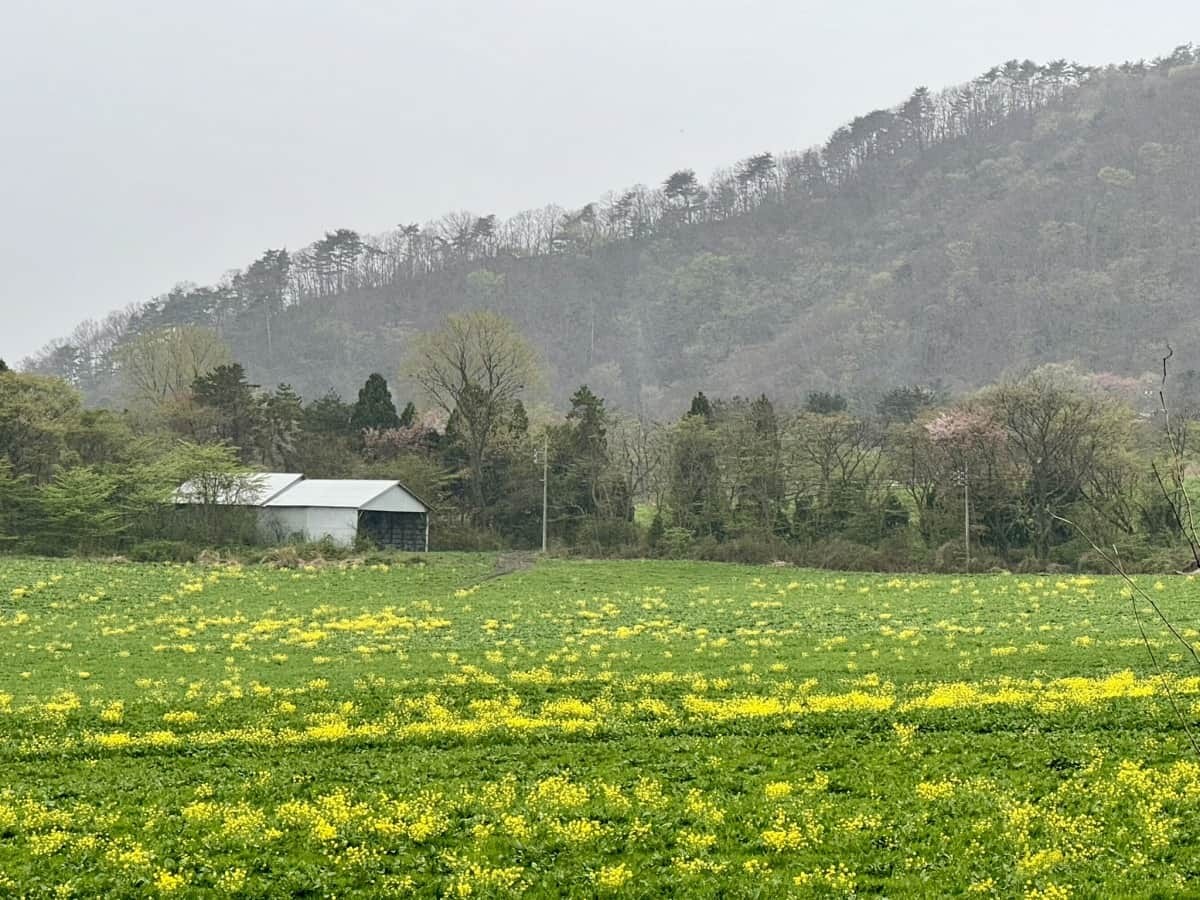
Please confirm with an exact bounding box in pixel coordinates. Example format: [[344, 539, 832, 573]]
[[660, 527, 695, 559], [431, 521, 506, 551], [799, 538, 883, 572], [697, 534, 793, 565], [128, 540, 197, 563], [646, 511, 665, 553], [575, 518, 642, 554]]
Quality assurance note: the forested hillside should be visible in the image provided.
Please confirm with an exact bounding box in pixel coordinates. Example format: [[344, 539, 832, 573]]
[[26, 45, 1200, 413]]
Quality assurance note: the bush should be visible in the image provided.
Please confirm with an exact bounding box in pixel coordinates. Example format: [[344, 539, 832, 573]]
[[874, 532, 930, 571], [645, 511, 665, 553], [431, 521, 506, 551], [1076, 543, 1194, 574], [128, 540, 197, 563], [798, 539, 883, 572], [660, 527, 695, 559], [697, 534, 793, 565], [574, 518, 642, 554]]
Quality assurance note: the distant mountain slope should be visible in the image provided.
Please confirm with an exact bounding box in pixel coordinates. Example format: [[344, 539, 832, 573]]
[[28, 45, 1200, 413]]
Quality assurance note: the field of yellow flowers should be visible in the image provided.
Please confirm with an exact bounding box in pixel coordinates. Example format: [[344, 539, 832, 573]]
[[2, 555, 1200, 897]]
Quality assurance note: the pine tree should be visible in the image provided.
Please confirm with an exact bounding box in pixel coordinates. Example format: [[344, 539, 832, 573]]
[[805, 391, 848, 414], [303, 391, 353, 435], [191, 363, 263, 457], [398, 401, 417, 428], [350, 373, 400, 431], [564, 385, 610, 517], [646, 509, 665, 552], [686, 391, 715, 424]]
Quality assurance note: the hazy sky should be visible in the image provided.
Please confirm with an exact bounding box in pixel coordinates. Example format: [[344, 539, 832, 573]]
[[2, 0, 1196, 362]]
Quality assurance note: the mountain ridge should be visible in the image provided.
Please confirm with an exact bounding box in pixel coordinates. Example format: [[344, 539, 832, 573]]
[[25, 43, 1200, 414]]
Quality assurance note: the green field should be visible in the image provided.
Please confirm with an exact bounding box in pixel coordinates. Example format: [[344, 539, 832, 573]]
[[2, 556, 1200, 897]]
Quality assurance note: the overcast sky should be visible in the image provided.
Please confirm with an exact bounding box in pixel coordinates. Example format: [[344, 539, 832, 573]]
[[2, 0, 1196, 362]]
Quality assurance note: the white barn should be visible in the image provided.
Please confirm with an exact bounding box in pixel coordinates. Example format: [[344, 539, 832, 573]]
[[260, 479, 429, 551]]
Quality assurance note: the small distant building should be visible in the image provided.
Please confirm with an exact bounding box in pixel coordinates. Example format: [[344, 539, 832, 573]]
[[260, 479, 429, 551]]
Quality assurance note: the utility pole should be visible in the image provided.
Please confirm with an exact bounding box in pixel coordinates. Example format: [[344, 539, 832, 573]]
[[536, 434, 549, 554], [963, 459, 970, 572]]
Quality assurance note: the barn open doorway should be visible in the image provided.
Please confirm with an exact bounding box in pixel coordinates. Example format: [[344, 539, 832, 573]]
[[358, 510, 428, 551]]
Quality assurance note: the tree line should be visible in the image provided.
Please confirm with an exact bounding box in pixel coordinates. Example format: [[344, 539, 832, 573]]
[[3, 312, 1198, 571]]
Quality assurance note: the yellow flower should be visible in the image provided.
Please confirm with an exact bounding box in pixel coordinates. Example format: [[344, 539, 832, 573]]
[[594, 863, 633, 890], [764, 782, 793, 800], [153, 870, 186, 893]]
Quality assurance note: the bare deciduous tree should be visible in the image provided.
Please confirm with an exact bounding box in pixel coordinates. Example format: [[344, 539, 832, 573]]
[[115, 326, 232, 408], [404, 312, 541, 519]]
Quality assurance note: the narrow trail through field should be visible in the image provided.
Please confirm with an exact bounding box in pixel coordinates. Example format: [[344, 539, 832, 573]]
[[457, 550, 540, 591]]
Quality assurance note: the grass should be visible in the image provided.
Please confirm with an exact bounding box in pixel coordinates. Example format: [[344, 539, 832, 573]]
[[2, 554, 1200, 896]]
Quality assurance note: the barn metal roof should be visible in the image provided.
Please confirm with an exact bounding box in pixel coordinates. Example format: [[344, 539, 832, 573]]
[[263, 479, 428, 511], [174, 472, 303, 506]]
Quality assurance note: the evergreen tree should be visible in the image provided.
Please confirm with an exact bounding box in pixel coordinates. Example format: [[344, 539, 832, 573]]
[[805, 391, 848, 414], [303, 390, 354, 435], [743, 393, 783, 528], [668, 415, 726, 537], [350, 373, 400, 431], [398, 401, 417, 428], [877, 385, 937, 423], [563, 385, 610, 518], [261, 384, 304, 468], [191, 363, 262, 458], [686, 391, 715, 424], [646, 509, 665, 553], [508, 399, 529, 437]]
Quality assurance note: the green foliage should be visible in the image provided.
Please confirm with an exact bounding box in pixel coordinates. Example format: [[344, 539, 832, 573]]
[[127, 539, 198, 562], [668, 415, 726, 538], [116, 326, 232, 407], [304, 390, 354, 435], [260, 383, 304, 469], [0, 369, 84, 482], [398, 401, 416, 428], [39, 467, 123, 553], [686, 391, 714, 424], [877, 385, 939, 423], [4, 557, 1200, 892], [646, 509, 665, 552], [350, 373, 401, 432], [406, 312, 542, 522], [140, 442, 262, 546], [3, 321, 1195, 569], [805, 391, 848, 415], [0, 460, 37, 546], [191, 363, 262, 459], [659, 525, 695, 558]]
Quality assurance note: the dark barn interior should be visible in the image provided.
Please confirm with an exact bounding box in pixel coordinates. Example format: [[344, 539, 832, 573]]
[[358, 510, 428, 551]]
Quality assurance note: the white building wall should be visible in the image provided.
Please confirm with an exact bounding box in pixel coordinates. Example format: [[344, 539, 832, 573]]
[[258, 508, 308, 542], [259, 507, 359, 547], [361, 485, 427, 513], [301, 508, 359, 547]]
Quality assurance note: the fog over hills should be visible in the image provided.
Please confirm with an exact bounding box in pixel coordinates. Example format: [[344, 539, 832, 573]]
[[26, 44, 1200, 414]]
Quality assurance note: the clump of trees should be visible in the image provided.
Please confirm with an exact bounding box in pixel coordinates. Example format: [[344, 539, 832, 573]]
[[3, 312, 1197, 571]]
